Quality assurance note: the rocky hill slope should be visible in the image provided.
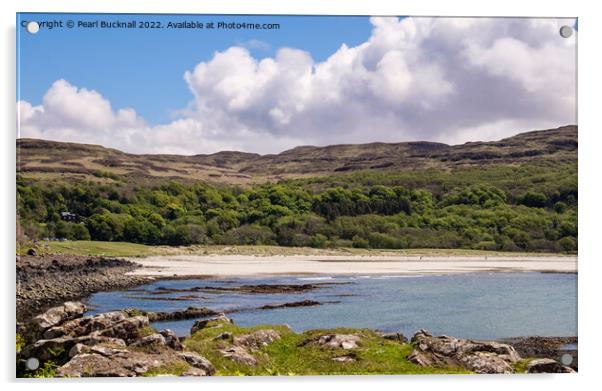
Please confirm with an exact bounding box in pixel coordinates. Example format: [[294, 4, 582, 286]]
[[17, 125, 577, 185]]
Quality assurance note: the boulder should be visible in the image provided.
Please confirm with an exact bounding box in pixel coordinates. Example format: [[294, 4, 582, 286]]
[[55, 349, 164, 377], [130, 333, 166, 348], [316, 334, 361, 350], [407, 330, 521, 374], [160, 329, 183, 351], [22, 332, 127, 361], [181, 367, 209, 376], [56, 353, 134, 377], [123, 307, 218, 322], [233, 329, 281, 350], [28, 302, 86, 338], [97, 315, 149, 342], [378, 332, 408, 344], [177, 352, 216, 375], [68, 343, 88, 357], [190, 313, 233, 335], [213, 332, 233, 341], [220, 346, 258, 367], [43, 311, 126, 339], [89, 345, 129, 357], [527, 358, 576, 373], [332, 356, 355, 363]]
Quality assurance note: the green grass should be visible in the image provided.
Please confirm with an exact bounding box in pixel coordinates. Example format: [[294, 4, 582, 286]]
[[22, 240, 571, 258], [25, 240, 156, 257], [184, 321, 470, 376], [16, 333, 26, 354], [21, 360, 59, 378], [513, 359, 532, 373]]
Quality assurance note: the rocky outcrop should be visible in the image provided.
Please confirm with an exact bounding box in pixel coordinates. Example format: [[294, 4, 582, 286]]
[[332, 356, 355, 363], [407, 330, 521, 374], [160, 329, 184, 351], [233, 329, 281, 350], [123, 306, 217, 322], [504, 336, 578, 371], [177, 352, 216, 375], [190, 313, 233, 335], [220, 346, 258, 367], [26, 302, 86, 340], [377, 332, 408, 344], [18, 301, 214, 377], [16, 254, 149, 322], [527, 358, 575, 373], [313, 334, 362, 350]]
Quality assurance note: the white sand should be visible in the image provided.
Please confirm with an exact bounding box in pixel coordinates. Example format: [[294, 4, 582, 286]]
[[128, 254, 577, 278]]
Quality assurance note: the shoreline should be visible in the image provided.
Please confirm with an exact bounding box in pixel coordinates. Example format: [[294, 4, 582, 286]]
[[127, 254, 578, 278]]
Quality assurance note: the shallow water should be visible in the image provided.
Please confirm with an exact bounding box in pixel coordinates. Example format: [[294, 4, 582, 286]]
[[87, 272, 577, 339]]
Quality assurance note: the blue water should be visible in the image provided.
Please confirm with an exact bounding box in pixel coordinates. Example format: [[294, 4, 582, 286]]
[[86, 272, 577, 339]]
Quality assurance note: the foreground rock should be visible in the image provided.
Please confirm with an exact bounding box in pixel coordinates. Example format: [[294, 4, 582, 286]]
[[309, 334, 362, 350], [190, 313, 233, 334], [527, 358, 575, 373], [123, 306, 217, 322], [504, 336, 578, 370], [18, 302, 214, 377], [234, 329, 281, 350], [376, 331, 408, 344], [189, 315, 281, 367], [27, 301, 86, 340], [408, 330, 521, 374], [219, 346, 257, 367]]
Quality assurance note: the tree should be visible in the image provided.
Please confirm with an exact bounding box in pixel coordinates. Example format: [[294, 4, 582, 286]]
[[521, 191, 548, 208]]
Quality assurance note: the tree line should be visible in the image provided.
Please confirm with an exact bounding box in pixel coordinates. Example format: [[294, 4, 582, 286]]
[[17, 165, 577, 252]]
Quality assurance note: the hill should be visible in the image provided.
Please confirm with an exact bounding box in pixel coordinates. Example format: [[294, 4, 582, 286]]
[[17, 125, 577, 185]]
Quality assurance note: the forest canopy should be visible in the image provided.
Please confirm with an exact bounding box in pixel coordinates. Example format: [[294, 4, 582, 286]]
[[17, 161, 577, 253]]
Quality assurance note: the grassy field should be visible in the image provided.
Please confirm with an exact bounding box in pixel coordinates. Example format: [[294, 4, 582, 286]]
[[184, 320, 470, 376], [18, 240, 155, 257], [18, 239, 573, 258]]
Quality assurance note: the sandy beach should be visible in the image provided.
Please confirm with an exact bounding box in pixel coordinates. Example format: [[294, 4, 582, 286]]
[[127, 254, 577, 278]]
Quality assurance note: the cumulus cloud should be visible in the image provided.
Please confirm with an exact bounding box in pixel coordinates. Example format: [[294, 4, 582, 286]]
[[18, 17, 577, 154]]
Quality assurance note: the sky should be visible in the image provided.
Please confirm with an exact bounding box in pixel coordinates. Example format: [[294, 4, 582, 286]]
[[17, 13, 577, 155]]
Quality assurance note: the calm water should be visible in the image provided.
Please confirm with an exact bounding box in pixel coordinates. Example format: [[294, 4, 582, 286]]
[[87, 272, 577, 339]]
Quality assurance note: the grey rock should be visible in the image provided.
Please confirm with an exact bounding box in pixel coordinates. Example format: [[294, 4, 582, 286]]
[[130, 333, 166, 348], [220, 346, 258, 367], [527, 358, 576, 373], [160, 329, 183, 351], [332, 356, 355, 363], [43, 311, 126, 339], [177, 352, 216, 375], [97, 315, 149, 342], [28, 301, 86, 338], [213, 332, 233, 341], [56, 350, 162, 377], [233, 329, 281, 350], [316, 334, 361, 350], [181, 367, 208, 376], [190, 313, 233, 335], [407, 330, 521, 374], [378, 332, 408, 344]]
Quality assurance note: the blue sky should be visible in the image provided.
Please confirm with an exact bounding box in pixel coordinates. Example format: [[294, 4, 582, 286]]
[[17, 13, 373, 124], [17, 14, 576, 154]]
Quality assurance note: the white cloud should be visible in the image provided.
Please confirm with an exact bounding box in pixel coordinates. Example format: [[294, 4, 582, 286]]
[[18, 17, 577, 154]]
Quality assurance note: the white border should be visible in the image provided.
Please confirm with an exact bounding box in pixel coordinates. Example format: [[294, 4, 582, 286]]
[[2, 1, 600, 390]]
